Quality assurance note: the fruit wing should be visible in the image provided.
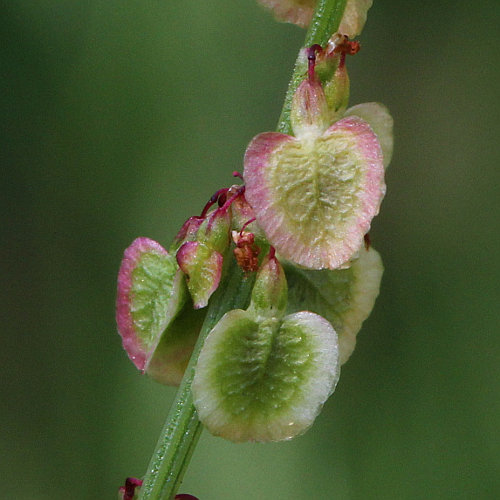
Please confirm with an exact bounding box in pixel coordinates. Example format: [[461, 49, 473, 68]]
[[116, 237, 186, 370]]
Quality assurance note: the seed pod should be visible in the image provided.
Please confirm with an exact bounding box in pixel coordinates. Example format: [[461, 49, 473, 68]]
[[192, 252, 340, 442], [116, 237, 206, 386], [244, 115, 385, 270], [284, 245, 383, 364], [116, 237, 186, 371], [344, 102, 394, 168], [192, 309, 340, 442]]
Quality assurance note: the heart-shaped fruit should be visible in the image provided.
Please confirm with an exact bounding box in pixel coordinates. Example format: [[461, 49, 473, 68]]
[[244, 113, 385, 270], [117, 238, 186, 370], [117, 237, 206, 385], [192, 252, 340, 442], [146, 299, 205, 386], [284, 245, 383, 364], [344, 102, 394, 168], [192, 309, 339, 442]]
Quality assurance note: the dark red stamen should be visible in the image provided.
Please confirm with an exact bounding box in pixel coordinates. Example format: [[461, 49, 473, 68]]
[[268, 245, 276, 260], [220, 185, 245, 213], [338, 52, 346, 69], [240, 217, 256, 235], [119, 477, 143, 500], [217, 191, 227, 207], [307, 44, 323, 82], [205, 186, 245, 232], [200, 188, 229, 217], [364, 233, 371, 250], [232, 171, 244, 180]]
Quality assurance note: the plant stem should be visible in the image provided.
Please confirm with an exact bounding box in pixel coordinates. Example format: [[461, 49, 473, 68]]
[[138, 258, 255, 500], [138, 1, 347, 498], [277, 0, 347, 134]]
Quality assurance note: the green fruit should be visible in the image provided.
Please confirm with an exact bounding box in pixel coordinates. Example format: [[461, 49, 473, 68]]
[[193, 309, 339, 442], [284, 246, 383, 364]]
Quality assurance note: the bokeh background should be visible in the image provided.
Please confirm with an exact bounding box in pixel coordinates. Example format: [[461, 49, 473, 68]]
[[2, 1, 499, 498]]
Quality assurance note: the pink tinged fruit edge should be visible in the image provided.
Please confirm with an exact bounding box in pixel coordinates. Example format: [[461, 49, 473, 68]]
[[176, 240, 200, 271], [173, 216, 204, 247], [243, 130, 294, 233], [116, 237, 168, 371], [258, 0, 315, 29], [330, 116, 385, 259], [244, 116, 385, 270]]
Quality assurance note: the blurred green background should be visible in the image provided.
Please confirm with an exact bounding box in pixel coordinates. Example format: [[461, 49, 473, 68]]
[[2, 1, 499, 498]]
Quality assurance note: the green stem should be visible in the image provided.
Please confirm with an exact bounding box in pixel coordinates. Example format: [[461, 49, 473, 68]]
[[138, 1, 347, 498], [138, 259, 255, 500]]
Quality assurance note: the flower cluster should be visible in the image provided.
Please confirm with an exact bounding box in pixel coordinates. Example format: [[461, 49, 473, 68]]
[[116, 12, 392, 444]]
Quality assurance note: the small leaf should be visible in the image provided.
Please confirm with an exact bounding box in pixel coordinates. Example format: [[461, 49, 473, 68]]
[[116, 238, 187, 370], [284, 245, 383, 364], [192, 309, 339, 442], [230, 191, 259, 235], [244, 116, 385, 270]]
